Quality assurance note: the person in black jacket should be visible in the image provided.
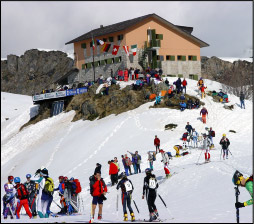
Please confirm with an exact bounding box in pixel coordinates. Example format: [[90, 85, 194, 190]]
[[94, 163, 102, 175], [220, 134, 230, 159], [185, 122, 193, 135], [239, 91, 245, 109], [142, 168, 159, 222], [116, 173, 135, 221]]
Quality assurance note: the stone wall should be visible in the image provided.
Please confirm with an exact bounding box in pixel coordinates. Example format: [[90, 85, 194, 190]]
[[162, 61, 201, 78]]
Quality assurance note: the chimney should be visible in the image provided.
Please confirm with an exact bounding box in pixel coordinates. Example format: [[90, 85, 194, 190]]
[[100, 25, 103, 28]]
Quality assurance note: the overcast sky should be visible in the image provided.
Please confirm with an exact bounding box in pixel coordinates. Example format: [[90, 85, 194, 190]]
[[1, 1, 253, 59]]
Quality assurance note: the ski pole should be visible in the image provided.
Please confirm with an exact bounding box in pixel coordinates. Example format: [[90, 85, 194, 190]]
[[133, 199, 139, 213], [228, 149, 234, 158], [196, 149, 203, 164], [158, 194, 174, 219], [52, 199, 62, 209], [234, 186, 240, 223]]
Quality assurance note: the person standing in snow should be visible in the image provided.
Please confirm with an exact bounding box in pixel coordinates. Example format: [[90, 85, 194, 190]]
[[200, 85, 207, 99], [24, 174, 38, 218], [182, 132, 189, 149], [148, 152, 154, 171], [203, 134, 212, 162], [220, 134, 230, 160], [239, 91, 245, 109], [14, 177, 33, 219], [116, 172, 135, 221], [3, 176, 16, 219], [185, 122, 193, 135], [182, 78, 187, 94], [124, 154, 132, 176], [208, 127, 215, 148], [89, 172, 107, 222], [54, 176, 67, 214], [197, 77, 204, 96], [192, 128, 199, 148], [200, 107, 208, 124], [232, 171, 253, 209], [154, 135, 160, 154], [108, 160, 119, 186], [142, 168, 159, 222], [159, 149, 171, 178]]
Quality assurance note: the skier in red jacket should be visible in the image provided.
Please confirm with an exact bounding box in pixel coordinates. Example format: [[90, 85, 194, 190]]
[[154, 135, 160, 154], [89, 172, 108, 222], [108, 160, 119, 186]]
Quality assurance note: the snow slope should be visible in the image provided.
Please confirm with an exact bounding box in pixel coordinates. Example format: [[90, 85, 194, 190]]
[[1, 78, 252, 223]]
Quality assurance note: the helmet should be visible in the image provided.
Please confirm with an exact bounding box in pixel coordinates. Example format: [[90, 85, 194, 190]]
[[232, 170, 243, 185], [8, 176, 14, 182], [223, 134, 226, 137], [59, 176, 64, 180], [26, 174, 32, 179], [145, 168, 152, 174], [14, 177, 21, 183], [69, 177, 74, 181]]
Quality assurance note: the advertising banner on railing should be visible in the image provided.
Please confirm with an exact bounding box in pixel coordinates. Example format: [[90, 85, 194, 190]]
[[33, 87, 88, 102]]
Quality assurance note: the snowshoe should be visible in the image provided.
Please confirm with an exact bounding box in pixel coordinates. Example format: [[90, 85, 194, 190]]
[[124, 213, 128, 221], [98, 214, 102, 220]]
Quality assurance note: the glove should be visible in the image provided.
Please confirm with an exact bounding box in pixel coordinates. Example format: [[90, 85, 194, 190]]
[[235, 202, 245, 209]]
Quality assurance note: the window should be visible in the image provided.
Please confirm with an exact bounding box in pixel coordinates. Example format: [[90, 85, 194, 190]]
[[177, 55, 186, 61], [84, 48, 87, 58], [156, 34, 163, 40], [156, 55, 164, 61], [178, 74, 183, 78], [188, 55, 197, 61], [103, 38, 107, 42], [90, 41, 93, 48], [106, 58, 113, 64], [109, 36, 114, 42], [166, 55, 175, 61], [117, 34, 123, 41], [81, 43, 86, 49], [100, 60, 105, 66]]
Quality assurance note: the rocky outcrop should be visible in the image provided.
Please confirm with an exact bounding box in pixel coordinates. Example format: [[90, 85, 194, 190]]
[[1, 49, 75, 95], [201, 56, 253, 88]]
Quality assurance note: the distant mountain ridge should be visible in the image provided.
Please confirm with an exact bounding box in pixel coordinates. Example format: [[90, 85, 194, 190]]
[[1, 49, 252, 96]]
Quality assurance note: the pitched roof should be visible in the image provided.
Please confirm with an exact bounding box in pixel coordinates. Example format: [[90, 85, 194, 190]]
[[65, 13, 209, 48]]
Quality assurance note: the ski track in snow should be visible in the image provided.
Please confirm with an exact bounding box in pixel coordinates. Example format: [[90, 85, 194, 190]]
[[1, 78, 252, 223]]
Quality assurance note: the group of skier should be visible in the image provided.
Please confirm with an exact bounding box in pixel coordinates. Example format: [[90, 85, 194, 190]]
[[2, 167, 82, 220]]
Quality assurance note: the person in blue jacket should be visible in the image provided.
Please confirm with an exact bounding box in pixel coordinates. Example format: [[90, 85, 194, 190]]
[[179, 101, 186, 111]]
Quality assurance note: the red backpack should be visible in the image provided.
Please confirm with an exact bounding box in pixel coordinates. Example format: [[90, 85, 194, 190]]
[[16, 184, 29, 200], [74, 179, 82, 194]]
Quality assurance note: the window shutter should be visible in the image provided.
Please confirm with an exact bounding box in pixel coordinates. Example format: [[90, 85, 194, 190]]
[[171, 56, 175, 61], [193, 56, 197, 61], [82, 64, 85, 70], [151, 29, 156, 40], [194, 74, 199, 80], [182, 56, 186, 61], [100, 60, 105, 66], [178, 74, 183, 78], [81, 43, 86, 49], [156, 34, 163, 40], [107, 58, 113, 64]]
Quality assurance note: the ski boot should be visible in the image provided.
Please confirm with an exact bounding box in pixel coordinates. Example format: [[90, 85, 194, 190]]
[[130, 212, 135, 221], [89, 217, 94, 223], [149, 212, 157, 222], [123, 213, 128, 221], [154, 209, 159, 218], [98, 214, 102, 220]]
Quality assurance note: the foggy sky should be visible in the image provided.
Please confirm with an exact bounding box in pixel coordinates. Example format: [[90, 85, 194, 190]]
[[1, 1, 253, 59]]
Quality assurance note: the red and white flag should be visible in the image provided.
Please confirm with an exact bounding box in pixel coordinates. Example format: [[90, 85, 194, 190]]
[[112, 45, 120, 55], [123, 45, 129, 56]]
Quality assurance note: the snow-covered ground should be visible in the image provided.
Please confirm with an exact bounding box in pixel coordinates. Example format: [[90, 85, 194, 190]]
[[216, 57, 252, 63], [1, 78, 253, 223]]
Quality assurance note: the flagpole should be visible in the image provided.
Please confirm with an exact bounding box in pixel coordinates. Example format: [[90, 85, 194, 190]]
[[92, 33, 95, 83]]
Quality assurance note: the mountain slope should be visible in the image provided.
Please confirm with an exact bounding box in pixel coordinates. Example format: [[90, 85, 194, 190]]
[[1, 78, 252, 223]]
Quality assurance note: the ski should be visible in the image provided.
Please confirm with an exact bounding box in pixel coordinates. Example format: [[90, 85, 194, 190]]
[[196, 161, 211, 165], [141, 218, 166, 222]]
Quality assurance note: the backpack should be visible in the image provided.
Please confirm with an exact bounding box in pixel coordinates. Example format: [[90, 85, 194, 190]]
[[124, 180, 133, 193], [74, 179, 82, 194], [211, 131, 215, 137], [16, 184, 29, 199], [44, 177, 54, 195], [148, 177, 157, 189]]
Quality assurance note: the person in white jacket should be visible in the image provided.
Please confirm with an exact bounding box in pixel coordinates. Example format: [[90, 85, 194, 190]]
[[192, 128, 199, 148], [159, 150, 171, 178]]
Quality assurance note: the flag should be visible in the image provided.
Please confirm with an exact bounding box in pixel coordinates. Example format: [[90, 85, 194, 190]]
[[131, 44, 137, 56], [112, 45, 120, 55], [96, 39, 104, 46], [101, 43, 111, 52], [92, 37, 95, 50], [123, 45, 129, 56]]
